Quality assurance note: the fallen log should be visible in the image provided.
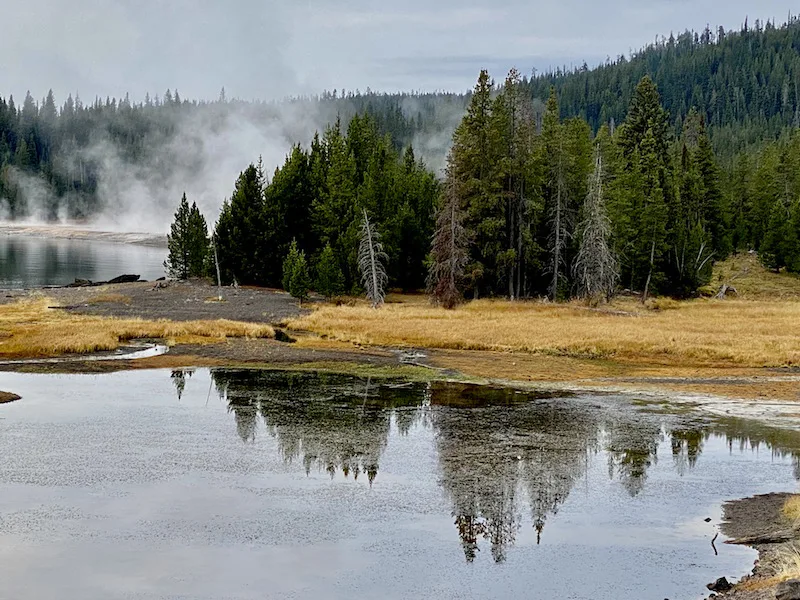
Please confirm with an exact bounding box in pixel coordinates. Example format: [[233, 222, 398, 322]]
[[106, 274, 140, 284]]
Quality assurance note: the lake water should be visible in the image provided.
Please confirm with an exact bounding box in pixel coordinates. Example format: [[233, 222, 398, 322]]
[[1, 369, 798, 600], [0, 234, 166, 288]]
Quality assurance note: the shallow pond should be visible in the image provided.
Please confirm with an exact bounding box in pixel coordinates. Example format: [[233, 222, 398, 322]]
[[0, 369, 798, 600], [0, 234, 165, 288]]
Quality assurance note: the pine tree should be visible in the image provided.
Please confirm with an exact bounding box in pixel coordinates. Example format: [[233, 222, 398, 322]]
[[695, 118, 730, 256], [186, 202, 210, 278], [448, 70, 503, 297], [213, 164, 265, 285], [315, 242, 345, 299], [761, 197, 800, 272], [165, 193, 192, 280], [312, 122, 359, 288], [282, 239, 311, 303], [614, 77, 673, 298], [542, 89, 570, 300]]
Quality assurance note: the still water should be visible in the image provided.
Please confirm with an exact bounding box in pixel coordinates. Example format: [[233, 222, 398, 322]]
[[0, 234, 166, 288], [0, 369, 798, 600]]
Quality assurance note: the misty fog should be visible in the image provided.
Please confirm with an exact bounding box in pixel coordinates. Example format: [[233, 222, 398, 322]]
[[0, 93, 467, 233]]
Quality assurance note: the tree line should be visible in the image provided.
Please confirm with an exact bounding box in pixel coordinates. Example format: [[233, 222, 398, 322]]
[[12, 16, 800, 224], [529, 15, 800, 158], [168, 69, 800, 304], [428, 71, 729, 305]]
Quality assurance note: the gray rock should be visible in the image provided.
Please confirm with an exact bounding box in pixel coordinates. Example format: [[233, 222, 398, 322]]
[[706, 577, 732, 592], [776, 578, 800, 600]]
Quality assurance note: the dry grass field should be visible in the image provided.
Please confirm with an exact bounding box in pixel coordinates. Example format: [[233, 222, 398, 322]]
[[0, 298, 274, 358], [288, 254, 800, 370], [289, 297, 800, 368]]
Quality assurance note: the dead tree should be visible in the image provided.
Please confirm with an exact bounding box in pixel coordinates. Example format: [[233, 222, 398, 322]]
[[358, 209, 388, 308], [428, 172, 470, 309], [548, 136, 570, 301], [573, 151, 619, 302]]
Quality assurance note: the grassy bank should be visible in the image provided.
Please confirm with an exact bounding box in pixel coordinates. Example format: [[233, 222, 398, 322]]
[[287, 255, 800, 369], [0, 298, 274, 358], [289, 297, 800, 367]]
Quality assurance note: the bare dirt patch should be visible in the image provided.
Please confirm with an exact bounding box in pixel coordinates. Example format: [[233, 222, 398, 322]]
[[7, 280, 304, 324]]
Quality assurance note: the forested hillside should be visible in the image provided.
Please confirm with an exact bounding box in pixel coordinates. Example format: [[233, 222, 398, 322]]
[[528, 15, 800, 156], [0, 90, 463, 221]]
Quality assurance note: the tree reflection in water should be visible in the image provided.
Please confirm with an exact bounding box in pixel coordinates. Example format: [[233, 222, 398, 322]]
[[212, 370, 425, 483], [207, 370, 800, 563], [170, 369, 195, 401], [430, 383, 598, 561]]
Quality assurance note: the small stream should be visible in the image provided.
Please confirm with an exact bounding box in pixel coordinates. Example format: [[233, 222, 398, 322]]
[[0, 369, 798, 600]]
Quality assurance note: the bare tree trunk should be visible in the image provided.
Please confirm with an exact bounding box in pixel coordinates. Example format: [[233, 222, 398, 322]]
[[642, 235, 656, 304], [550, 179, 562, 301], [508, 194, 515, 300], [213, 238, 223, 301]]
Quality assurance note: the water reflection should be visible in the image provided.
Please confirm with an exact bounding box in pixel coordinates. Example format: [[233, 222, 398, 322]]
[[212, 370, 424, 482], [207, 370, 800, 563], [0, 234, 165, 287], [429, 383, 598, 561], [171, 369, 195, 401]]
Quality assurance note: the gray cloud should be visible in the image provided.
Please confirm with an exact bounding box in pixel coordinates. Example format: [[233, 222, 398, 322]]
[[0, 0, 795, 101]]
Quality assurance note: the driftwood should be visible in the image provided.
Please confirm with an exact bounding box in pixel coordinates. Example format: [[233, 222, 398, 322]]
[[716, 283, 738, 299]]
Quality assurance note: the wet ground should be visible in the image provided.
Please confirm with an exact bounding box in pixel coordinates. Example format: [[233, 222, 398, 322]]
[[1, 369, 799, 599]]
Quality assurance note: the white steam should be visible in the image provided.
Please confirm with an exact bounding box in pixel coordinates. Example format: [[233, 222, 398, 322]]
[[0, 98, 464, 234], [82, 102, 331, 233]]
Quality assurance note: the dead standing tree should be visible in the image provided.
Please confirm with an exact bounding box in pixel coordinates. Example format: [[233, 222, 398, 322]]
[[548, 136, 571, 301], [428, 172, 470, 309], [573, 151, 619, 303], [358, 209, 389, 308]]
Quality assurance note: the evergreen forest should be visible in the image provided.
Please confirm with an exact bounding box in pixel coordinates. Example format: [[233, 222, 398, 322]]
[[6, 16, 800, 300]]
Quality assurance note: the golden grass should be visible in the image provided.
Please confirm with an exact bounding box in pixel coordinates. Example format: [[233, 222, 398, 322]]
[[0, 299, 274, 358], [770, 544, 800, 585], [289, 296, 800, 367], [712, 253, 800, 299], [783, 496, 800, 525], [87, 293, 131, 305]]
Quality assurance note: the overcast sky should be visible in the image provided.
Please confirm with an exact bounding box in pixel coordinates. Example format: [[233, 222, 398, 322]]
[[1, 0, 796, 103]]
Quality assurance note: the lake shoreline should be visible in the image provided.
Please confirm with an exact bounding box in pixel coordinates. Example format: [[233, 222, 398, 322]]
[[3, 280, 800, 407], [709, 493, 800, 599]]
